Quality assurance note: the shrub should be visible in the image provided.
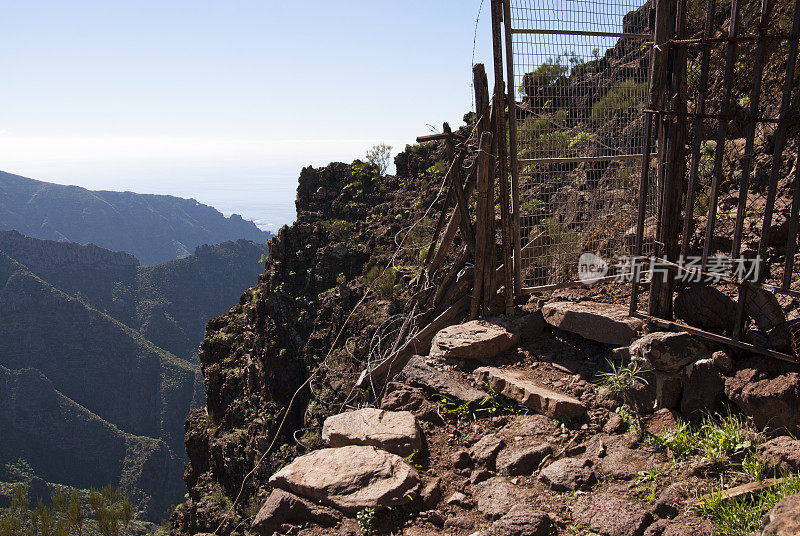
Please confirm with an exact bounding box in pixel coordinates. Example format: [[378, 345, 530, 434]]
[[365, 144, 392, 175]]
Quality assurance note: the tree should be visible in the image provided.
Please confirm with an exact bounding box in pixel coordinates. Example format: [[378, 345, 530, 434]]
[[365, 144, 392, 175]]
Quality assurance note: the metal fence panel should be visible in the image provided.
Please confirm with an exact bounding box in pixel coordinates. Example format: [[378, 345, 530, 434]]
[[507, 0, 658, 289]]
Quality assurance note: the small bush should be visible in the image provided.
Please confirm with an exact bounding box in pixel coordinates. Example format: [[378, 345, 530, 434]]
[[365, 144, 392, 175]]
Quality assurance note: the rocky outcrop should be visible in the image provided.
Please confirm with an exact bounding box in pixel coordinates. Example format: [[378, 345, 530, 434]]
[[725, 358, 800, 433], [250, 489, 339, 536]]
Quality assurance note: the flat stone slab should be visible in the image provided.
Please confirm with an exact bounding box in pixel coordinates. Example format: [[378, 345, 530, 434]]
[[475, 367, 587, 421], [269, 446, 420, 513], [542, 301, 642, 346], [430, 319, 519, 362], [322, 408, 421, 457], [403, 356, 486, 403]]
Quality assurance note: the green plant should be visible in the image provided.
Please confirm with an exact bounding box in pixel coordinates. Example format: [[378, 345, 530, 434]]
[[635, 468, 662, 501], [436, 385, 530, 421], [696, 472, 800, 536], [356, 507, 376, 536], [591, 79, 648, 121]]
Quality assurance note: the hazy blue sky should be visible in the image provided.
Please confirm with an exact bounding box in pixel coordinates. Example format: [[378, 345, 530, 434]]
[[0, 1, 494, 230]]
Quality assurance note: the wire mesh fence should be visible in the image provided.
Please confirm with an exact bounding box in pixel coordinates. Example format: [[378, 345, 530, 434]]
[[507, 0, 658, 289]]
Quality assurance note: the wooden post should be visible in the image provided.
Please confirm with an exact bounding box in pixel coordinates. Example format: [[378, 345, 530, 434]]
[[472, 132, 494, 319], [491, 0, 514, 315], [649, 0, 688, 319]]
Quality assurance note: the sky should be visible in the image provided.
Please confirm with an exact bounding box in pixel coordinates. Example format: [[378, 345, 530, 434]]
[[0, 1, 495, 231]]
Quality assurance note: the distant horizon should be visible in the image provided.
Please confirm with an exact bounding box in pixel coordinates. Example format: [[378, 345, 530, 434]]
[[1, 0, 494, 233]]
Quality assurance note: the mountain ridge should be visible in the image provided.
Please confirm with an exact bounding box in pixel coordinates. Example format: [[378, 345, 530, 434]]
[[0, 170, 272, 265]]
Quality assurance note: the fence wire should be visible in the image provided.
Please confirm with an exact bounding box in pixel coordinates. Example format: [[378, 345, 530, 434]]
[[508, 0, 657, 289]]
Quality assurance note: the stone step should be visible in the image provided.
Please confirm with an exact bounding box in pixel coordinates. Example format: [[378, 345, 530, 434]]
[[430, 319, 519, 363], [321, 408, 421, 457], [542, 301, 642, 346], [403, 355, 486, 404], [269, 445, 420, 513], [475, 367, 587, 421]]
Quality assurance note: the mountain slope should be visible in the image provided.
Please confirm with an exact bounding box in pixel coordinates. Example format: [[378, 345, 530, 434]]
[[0, 230, 269, 360], [0, 365, 185, 518], [0, 170, 271, 265]]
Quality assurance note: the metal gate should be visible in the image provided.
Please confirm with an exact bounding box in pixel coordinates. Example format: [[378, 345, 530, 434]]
[[501, 0, 658, 290]]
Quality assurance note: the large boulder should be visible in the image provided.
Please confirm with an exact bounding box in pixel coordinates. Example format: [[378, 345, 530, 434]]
[[542, 301, 642, 346], [673, 285, 736, 333], [430, 319, 519, 362], [760, 493, 800, 536], [475, 367, 587, 421], [321, 408, 421, 457], [268, 446, 420, 513], [572, 492, 654, 536], [629, 332, 707, 372], [250, 489, 339, 536], [724, 358, 800, 433]]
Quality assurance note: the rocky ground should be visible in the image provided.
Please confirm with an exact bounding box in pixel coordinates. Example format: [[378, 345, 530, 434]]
[[239, 299, 800, 536]]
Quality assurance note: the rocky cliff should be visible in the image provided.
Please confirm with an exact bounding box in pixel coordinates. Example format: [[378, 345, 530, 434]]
[[171, 149, 452, 533]]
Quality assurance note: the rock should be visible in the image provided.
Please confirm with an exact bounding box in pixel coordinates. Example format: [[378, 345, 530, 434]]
[[585, 434, 660, 480], [380, 383, 443, 424], [503, 312, 545, 340], [496, 443, 552, 476], [768, 319, 800, 353], [604, 412, 626, 434], [572, 492, 654, 536], [629, 370, 684, 413], [757, 436, 800, 473], [419, 510, 445, 527], [483, 505, 555, 536], [761, 493, 800, 536], [403, 356, 486, 403], [472, 477, 533, 519], [470, 469, 493, 485], [539, 458, 596, 491], [673, 285, 736, 333], [321, 408, 421, 457], [430, 320, 519, 362], [645, 408, 681, 436], [542, 301, 642, 345], [445, 491, 473, 509], [725, 358, 800, 433], [711, 349, 734, 373], [250, 489, 339, 536], [474, 367, 587, 421], [653, 483, 689, 519], [630, 332, 707, 372], [419, 477, 442, 509], [745, 286, 787, 333], [680, 358, 724, 419], [444, 516, 475, 530], [268, 446, 420, 513], [452, 450, 472, 469], [644, 516, 714, 536], [469, 434, 505, 470]]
